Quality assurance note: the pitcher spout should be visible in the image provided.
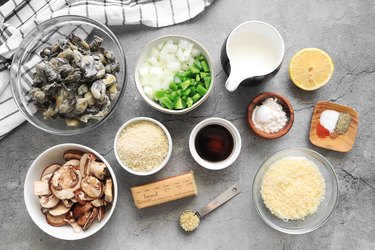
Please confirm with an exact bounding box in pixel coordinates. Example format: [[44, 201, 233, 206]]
[[225, 73, 249, 92]]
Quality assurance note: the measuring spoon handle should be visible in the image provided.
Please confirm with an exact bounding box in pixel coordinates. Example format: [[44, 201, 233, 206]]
[[198, 183, 241, 218]]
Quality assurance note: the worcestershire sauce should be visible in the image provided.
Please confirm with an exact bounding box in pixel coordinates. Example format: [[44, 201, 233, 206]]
[[195, 125, 234, 162]]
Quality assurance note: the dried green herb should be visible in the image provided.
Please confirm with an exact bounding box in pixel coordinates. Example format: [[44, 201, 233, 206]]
[[335, 112, 351, 135]]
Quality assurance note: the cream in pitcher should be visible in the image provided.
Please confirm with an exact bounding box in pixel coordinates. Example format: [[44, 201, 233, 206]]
[[224, 21, 284, 92]]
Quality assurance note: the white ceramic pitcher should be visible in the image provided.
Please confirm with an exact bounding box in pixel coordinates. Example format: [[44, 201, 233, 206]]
[[221, 21, 285, 92]]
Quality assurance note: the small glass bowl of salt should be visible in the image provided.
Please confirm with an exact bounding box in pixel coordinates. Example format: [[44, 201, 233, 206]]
[[247, 92, 294, 139]]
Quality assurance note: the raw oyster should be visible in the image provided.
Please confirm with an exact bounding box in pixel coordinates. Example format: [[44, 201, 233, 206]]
[[29, 33, 120, 127]]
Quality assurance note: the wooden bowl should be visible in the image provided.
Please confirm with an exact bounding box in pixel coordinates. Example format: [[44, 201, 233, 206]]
[[247, 92, 294, 139], [309, 101, 358, 152]]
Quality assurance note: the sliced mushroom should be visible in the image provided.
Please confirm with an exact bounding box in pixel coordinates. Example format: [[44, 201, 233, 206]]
[[89, 161, 106, 180], [72, 222, 83, 233], [85, 195, 96, 201], [91, 198, 106, 207], [79, 153, 96, 178], [73, 202, 93, 219], [41, 164, 61, 178], [34, 181, 51, 196], [41, 173, 53, 183], [71, 198, 78, 203], [104, 179, 113, 203], [77, 211, 91, 227], [46, 213, 68, 227], [66, 211, 74, 220], [74, 189, 87, 205], [39, 194, 59, 209], [97, 206, 105, 222], [81, 176, 103, 198], [63, 219, 82, 233], [64, 159, 80, 169], [63, 150, 84, 160], [62, 199, 74, 208], [41, 207, 49, 214], [49, 202, 71, 216], [50, 165, 81, 200], [83, 207, 98, 231]]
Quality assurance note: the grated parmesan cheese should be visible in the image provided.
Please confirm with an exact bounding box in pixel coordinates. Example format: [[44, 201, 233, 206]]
[[116, 120, 169, 172], [261, 156, 325, 221]]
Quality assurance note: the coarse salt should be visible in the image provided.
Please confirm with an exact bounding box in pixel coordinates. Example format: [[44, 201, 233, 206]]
[[320, 110, 340, 133]]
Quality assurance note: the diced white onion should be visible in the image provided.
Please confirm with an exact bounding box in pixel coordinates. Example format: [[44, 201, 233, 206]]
[[187, 57, 194, 66], [148, 56, 159, 66], [156, 42, 164, 50], [167, 61, 181, 72], [191, 48, 201, 57], [181, 63, 189, 71], [182, 51, 190, 62], [149, 66, 163, 77], [144, 86, 154, 98], [139, 66, 149, 76], [176, 48, 185, 62], [159, 50, 168, 61], [165, 44, 178, 53], [185, 43, 194, 56], [150, 47, 160, 58], [140, 38, 202, 97], [140, 76, 151, 86], [178, 39, 189, 49], [166, 54, 178, 62]]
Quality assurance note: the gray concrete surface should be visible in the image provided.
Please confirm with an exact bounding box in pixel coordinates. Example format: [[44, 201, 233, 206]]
[[1, 0, 375, 249]]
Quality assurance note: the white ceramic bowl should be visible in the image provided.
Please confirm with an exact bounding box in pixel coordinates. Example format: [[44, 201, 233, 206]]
[[24, 143, 118, 240], [134, 35, 215, 114], [114, 117, 173, 176], [189, 117, 242, 170]]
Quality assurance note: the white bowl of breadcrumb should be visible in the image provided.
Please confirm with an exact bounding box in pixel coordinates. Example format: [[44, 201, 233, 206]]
[[114, 117, 172, 176]]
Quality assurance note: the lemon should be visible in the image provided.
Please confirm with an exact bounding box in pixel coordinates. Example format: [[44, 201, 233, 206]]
[[289, 48, 334, 91]]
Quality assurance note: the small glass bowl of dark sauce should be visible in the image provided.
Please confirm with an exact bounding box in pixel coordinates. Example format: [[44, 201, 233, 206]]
[[189, 118, 241, 170]]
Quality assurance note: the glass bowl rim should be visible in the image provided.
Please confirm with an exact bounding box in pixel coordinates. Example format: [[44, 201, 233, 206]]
[[10, 15, 127, 136], [252, 147, 339, 234]]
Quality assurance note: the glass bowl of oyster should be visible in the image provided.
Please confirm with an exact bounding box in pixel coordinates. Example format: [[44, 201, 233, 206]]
[[10, 15, 126, 135]]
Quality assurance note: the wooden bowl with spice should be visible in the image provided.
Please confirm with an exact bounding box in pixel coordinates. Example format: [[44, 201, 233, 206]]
[[309, 101, 358, 152], [114, 117, 173, 176], [247, 92, 294, 139]]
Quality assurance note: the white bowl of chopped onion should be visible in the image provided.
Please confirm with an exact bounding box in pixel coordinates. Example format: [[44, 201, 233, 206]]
[[135, 35, 215, 114], [114, 117, 173, 176]]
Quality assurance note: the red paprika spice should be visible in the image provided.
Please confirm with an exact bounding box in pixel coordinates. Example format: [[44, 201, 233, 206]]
[[316, 123, 330, 138]]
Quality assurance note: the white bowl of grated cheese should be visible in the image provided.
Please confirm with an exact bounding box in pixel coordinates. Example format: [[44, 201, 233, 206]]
[[114, 117, 173, 176]]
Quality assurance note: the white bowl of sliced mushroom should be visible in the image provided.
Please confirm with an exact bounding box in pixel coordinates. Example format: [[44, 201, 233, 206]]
[[24, 143, 117, 240]]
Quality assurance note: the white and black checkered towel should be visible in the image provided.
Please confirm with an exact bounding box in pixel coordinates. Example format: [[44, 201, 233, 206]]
[[0, 0, 214, 139]]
